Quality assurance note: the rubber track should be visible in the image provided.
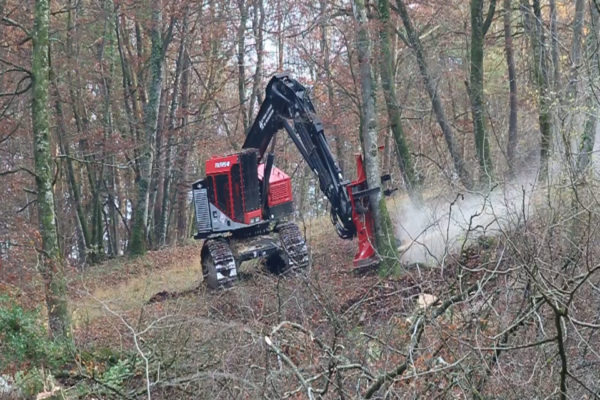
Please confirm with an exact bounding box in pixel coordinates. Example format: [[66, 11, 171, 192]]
[[277, 222, 309, 268], [204, 238, 238, 287]]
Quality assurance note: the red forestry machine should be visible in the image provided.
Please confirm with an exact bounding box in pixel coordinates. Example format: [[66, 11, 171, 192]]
[[192, 73, 388, 288]]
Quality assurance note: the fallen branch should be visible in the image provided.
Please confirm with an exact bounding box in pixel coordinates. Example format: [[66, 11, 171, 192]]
[[364, 280, 481, 398]]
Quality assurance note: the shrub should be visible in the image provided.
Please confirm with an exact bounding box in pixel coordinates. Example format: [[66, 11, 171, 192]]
[[0, 296, 69, 371]]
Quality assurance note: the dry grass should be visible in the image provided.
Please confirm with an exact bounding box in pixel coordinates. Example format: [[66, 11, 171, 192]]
[[69, 243, 203, 328]]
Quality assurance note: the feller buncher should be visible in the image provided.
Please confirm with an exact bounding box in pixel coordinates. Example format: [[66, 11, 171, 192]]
[[192, 73, 390, 288]]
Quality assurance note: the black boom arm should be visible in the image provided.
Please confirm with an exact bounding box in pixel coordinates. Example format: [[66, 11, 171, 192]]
[[242, 73, 356, 238]]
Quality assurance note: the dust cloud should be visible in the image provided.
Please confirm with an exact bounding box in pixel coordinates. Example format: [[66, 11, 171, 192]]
[[392, 176, 538, 266]]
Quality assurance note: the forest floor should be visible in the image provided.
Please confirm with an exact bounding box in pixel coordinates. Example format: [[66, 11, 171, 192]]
[[4, 182, 600, 399], [57, 192, 505, 398]]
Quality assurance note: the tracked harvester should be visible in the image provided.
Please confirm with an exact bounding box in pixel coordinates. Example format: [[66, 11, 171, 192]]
[[192, 74, 387, 288]]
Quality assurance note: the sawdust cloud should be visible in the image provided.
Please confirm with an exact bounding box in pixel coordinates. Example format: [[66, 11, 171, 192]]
[[392, 175, 538, 265]]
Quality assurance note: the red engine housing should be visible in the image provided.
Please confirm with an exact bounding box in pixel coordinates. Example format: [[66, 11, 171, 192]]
[[257, 163, 293, 207], [205, 151, 293, 225]]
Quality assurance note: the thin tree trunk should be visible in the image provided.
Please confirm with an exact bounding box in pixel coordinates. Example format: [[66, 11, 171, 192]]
[[249, 0, 265, 117], [567, 0, 585, 99], [549, 0, 560, 89], [277, 0, 284, 71], [32, 0, 70, 339], [521, 0, 552, 179], [237, 0, 249, 132], [503, 0, 518, 177], [148, 75, 168, 249], [352, 0, 400, 275], [575, 2, 600, 174], [470, 0, 496, 185], [115, 9, 142, 176], [129, 0, 165, 256], [319, 0, 345, 174], [158, 12, 187, 247], [563, 0, 586, 167], [175, 52, 192, 244], [99, 0, 118, 256], [396, 0, 474, 189], [49, 19, 90, 262], [65, 0, 105, 263], [378, 0, 421, 203], [51, 76, 89, 267]]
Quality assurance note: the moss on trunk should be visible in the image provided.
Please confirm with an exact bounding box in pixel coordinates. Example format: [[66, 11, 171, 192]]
[[32, 0, 71, 339], [353, 0, 401, 276]]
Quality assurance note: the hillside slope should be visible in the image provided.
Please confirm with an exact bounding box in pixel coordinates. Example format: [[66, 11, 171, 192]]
[[63, 185, 600, 399]]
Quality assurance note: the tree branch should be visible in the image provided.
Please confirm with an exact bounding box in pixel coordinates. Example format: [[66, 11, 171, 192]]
[[264, 335, 315, 400], [1, 16, 30, 36], [482, 0, 497, 36], [0, 76, 32, 97], [364, 280, 481, 398], [0, 167, 37, 178]]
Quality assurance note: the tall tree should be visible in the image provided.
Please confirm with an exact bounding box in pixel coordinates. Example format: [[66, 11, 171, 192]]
[[51, 70, 89, 266], [319, 0, 345, 173], [377, 0, 421, 203], [549, 0, 560, 89], [64, 0, 104, 263], [575, 1, 600, 174], [157, 10, 188, 247], [129, 0, 170, 255], [503, 0, 518, 176], [352, 0, 400, 275], [249, 0, 265, 118], [521, 0, 552, 179], [396, 0, 474, 189], [561, 0, 586, 169], [32, 0, 70, 338], [237, 0, 249, 132], [174, 50, 192, 245], [98, 0, 119, 257], [470, 0, 496, 184]]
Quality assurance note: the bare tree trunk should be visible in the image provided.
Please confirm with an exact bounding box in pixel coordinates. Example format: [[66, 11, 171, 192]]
[[129, 0, 166, 256], [521, 0, 552, 179], [352, 0, 400, 275], [115, 10, 141, 155], [64, 0, 105, 264], [148, 80, 168, 249], [567, 0, 585, 99], [32, 0, 71, 339], [319, 0, 345, 174], [99, 0, 118, 257], [249, 0, 265, 117], [575, 2, 600, 174], [277, 0, 284, 71], [237, 0, 249, 132], [377, 0, 421, 203], [175, 52, 192, 244], [549, 0, 560, 89], [158, 11, 187, 247], [51, 75, 88, 267], [503, 0, 518, 177], [396, 0, 474, 189], [470, 0, 496, 185]]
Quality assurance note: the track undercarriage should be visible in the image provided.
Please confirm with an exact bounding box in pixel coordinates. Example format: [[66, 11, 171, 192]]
[[201, 222, 309, 289]]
